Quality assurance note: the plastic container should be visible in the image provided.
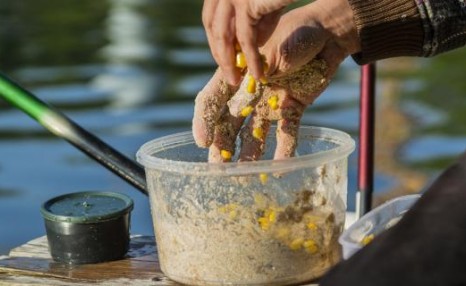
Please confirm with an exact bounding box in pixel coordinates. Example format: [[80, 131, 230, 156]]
[[339, 194, 420, 259], [137, 126, 355, 285], [40, 191, 134, 264]]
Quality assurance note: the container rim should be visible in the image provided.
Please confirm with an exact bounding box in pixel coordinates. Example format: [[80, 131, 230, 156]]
[[40, 191, 134, 223], [338, 194, 421, 258], [136, 126, 355, 176]]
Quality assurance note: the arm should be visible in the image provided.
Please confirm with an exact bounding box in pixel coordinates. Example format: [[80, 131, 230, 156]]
[[195, 0, 466, 162], [349, 0, 466, 63]]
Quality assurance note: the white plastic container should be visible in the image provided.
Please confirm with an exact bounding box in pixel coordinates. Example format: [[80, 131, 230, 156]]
[[339, 194, 421, 259], [137, 126, 355, 285]]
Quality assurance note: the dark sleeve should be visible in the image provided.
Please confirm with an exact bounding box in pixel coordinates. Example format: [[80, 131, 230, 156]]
[[319, 150, 466, 286], [348, 0, 466, 64]]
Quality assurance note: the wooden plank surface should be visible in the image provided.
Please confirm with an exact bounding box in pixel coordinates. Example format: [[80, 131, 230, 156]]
[[0, 235, 178, 285], [0, 235, 318, 285]]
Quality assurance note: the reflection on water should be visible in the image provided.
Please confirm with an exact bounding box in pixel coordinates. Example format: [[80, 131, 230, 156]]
[[92, 0, 161, 108], [0, 1, 465, 255]]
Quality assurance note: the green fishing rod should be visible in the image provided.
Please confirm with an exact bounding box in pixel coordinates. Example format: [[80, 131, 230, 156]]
[[0, 72, 148, 196]]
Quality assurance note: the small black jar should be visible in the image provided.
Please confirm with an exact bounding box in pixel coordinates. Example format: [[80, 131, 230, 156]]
[[41, 191, 134, 264]]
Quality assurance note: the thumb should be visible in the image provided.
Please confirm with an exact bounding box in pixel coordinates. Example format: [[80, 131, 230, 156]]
[[261, 23, 328, 78], [317, 41, 348, 79]]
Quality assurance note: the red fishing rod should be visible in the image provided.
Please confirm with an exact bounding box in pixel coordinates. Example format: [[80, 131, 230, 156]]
[[358, 63, 376, 216]]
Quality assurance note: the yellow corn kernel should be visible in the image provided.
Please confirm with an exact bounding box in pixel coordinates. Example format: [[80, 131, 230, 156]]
[[240, 106, 254, 117], [267, 95, 279, 110], [229, 210, 237, 220], [307, 222, 318, 231], [263, 209, 271, 218], [220, 150, 232, 160], [270, 205, 284, 213], [236, 52, 247, 69], [252, 127, 264, 140], [361, 234, 375, 246], [254, 193, 266, 208], [227, 204, 238, 210], [258, 217, 270, 230], [218, 203, 237, 214], [289, 238, 304, 250], [275, 227, 290, 239], [268, 210, 276, 222], [246, 75, 256, 94], [304, 214, 322, 222], [259, 173, 268, 185], [303, 239, 318, 254]]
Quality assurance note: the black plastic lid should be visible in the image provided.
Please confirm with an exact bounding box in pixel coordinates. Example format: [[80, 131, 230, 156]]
[[40, 191, 134, 223]]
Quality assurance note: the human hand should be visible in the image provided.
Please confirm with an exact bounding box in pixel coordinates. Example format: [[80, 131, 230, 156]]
[[202, 0, 296, 85], [194, 0, 360, 162]]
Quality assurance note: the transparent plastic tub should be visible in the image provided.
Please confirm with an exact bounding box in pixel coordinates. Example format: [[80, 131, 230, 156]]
[[137, 126, 355, 285], [339, 194, 421, 259]]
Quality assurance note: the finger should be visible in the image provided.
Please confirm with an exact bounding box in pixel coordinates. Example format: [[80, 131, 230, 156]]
[[227, 73, 264, 117], [209, 72, 266, 162], [239, 117, 272, 162], [203, 0, 241, 86], [201, 0, 218, 30], [253, 0, 296, 15], [192, 68, 238, 147], [202, 0, 219, 55], [277, 25, 326, 75], [256, 10, 283, 46], [208, 111, 244, 163], [209, 1, 242, 86], [235, 7, 264, 81], [259, 8, 329, 77], [246, 0, 295, 46], [239, 111, 272, 162], [235, 0, 296, 79], [318, 42, 348, 78], [274, 97, 305, 160]]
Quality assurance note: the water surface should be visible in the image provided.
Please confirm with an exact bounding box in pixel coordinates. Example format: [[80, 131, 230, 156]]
[[0, 0, 465, 255]]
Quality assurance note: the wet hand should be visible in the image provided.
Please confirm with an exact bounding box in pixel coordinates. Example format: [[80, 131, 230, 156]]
[[194, 0, 360, 162], [193, 60, 328, 163]]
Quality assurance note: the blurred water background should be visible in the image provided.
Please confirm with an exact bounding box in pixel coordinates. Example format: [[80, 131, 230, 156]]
[[0, 0, 465, 255]]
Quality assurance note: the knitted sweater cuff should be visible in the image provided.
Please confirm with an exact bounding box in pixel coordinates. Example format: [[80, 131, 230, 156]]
[[348, 0, 425, 64]]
